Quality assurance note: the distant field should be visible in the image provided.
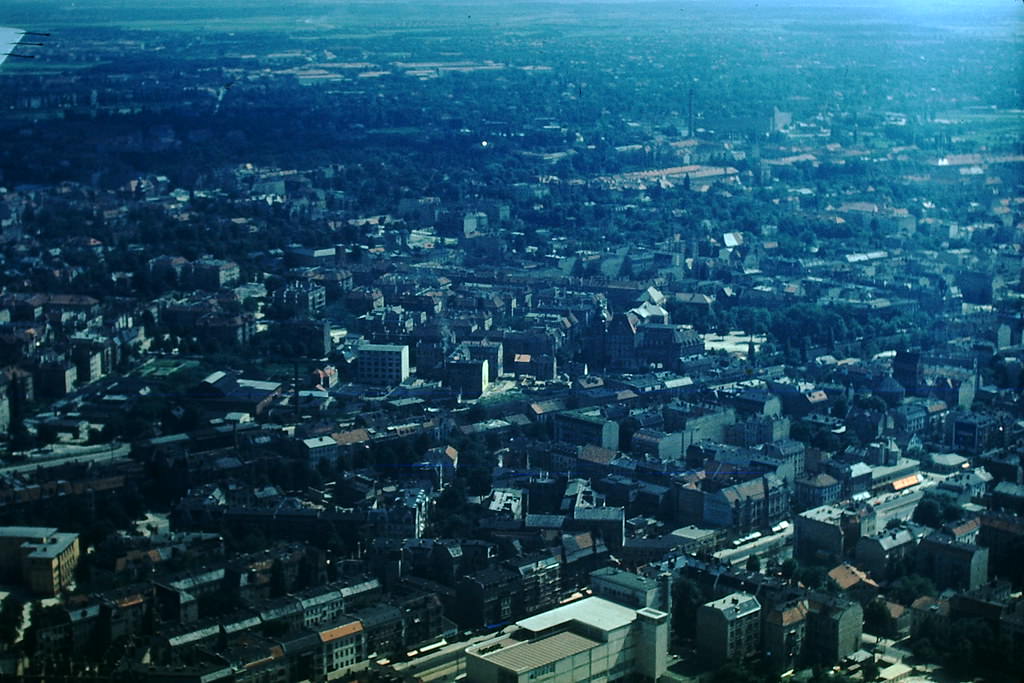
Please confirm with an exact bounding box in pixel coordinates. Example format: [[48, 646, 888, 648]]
[[4, 0, 1019, 37], [137, 358, 201, 379], [0, 61, 106, 74]]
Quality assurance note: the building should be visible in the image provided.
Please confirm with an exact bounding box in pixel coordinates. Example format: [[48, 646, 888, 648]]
[[465, 596, 668, 683], [457, 566, 519, 628], [804, 593, 863, 665], [663, 403, 736, 450], [631, 428, 683, 460], [795, 473, 842, 510], [855, 526, 924, 581], [191, 258, 240, 290], [553, 408, 620, 450], [354, 343, 410, 385], [461, 340, 504, 381], [0, 526, 80, 596], [271, 280, 327, 317], [301, 436, 338, 464], [794, 504, 876, 565], [445, 354, 489, 399], [702, 474, 789, 533], [316, 617, 366, 679], [724, 415, 790, 447], [589, 567, 669, 612], [916, 533, 989, 591], [696, 592, 761, 666], [763, 598, 808, 673], [35, 357, 77, 398], [570, 506, 626, 551], [979, 511, 1024, 587], [510, 553, 562, 618], [950, 412, 996, 454]]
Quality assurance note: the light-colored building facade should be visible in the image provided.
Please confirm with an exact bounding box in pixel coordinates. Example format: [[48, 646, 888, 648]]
[[355, 343, 410, 386], [589, 567, 668, 612], [0, 526, 80, 596], [317, 618, 366, 679], [465, 596, 668, 683]]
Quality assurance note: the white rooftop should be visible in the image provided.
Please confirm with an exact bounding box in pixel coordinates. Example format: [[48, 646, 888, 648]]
[[516, 596, 636, 634]]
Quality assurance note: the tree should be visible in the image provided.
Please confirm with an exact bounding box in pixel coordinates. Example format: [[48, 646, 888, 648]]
[[710, 661, 760, 683], [912, 498, 942, 528], [671, 577, 707, 640], [889, 574, 935, 605], [794, 564, 830, 590], [863, 598, 890, 636], [745, 555, 761, 573], [830, 396, 849, 418], [861, 658, 880, 682], [0, 594, 25, 648]]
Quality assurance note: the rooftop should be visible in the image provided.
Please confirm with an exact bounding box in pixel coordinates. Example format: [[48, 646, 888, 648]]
[[0, 526, 59, 539], [472, 630, 599, 673], [590, 567, 657, 593], [704, 591, 761, 620], [516, 596, 637, 634], [800, 504, 845, 524]]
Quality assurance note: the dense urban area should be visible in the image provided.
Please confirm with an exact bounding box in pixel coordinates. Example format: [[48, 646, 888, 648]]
[[0, 0, 1022, 681]]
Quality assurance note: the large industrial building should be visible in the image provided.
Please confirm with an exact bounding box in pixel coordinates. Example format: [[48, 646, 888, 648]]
[[464, 596, 668, 682]]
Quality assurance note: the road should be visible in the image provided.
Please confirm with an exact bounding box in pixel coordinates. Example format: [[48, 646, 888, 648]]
[[386, 626, 516, 682], [393, 647, 464, 682]]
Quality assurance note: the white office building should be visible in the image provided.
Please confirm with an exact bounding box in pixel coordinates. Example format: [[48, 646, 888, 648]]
[[355, 343, 410, 385]]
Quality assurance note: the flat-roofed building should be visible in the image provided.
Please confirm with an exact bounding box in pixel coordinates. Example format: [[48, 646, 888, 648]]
[[355, 343, 410, 385], [465, 596, 668, 683], [191, 258, 240, 290], [553, 408, 619, 450], [590, 567, 668, 612], [0, 526, 80, 596]]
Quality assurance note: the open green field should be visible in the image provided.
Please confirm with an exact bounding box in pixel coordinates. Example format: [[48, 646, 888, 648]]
[[136, 357, 201, 379]]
